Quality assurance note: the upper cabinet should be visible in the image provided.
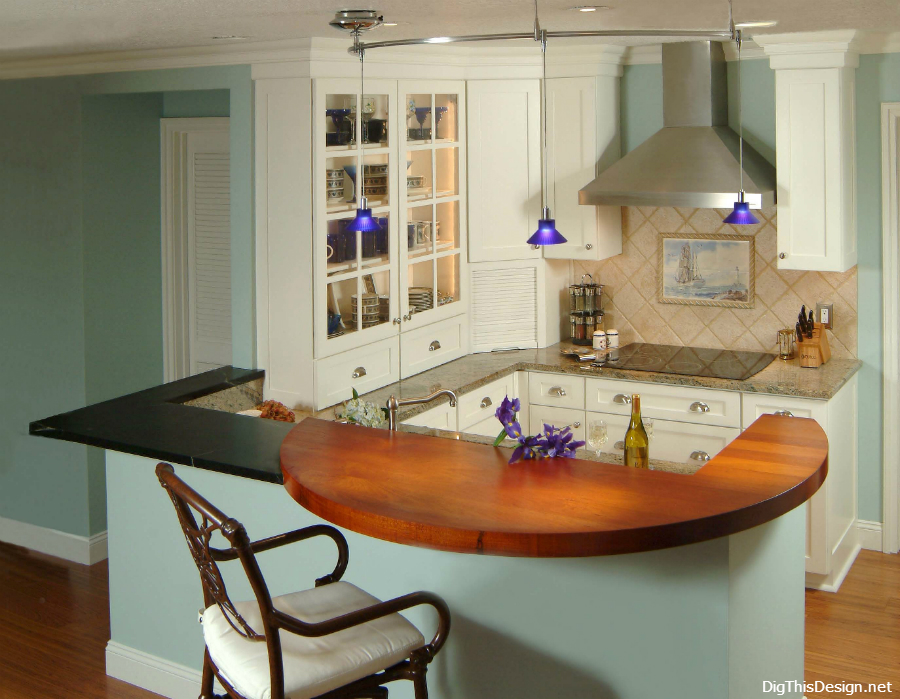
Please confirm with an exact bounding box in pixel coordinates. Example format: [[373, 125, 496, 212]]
[[467, 77, 623, 263], [542, 76, 623, 261], [467, 80, 543, 263], [758, 32, 859, 273]]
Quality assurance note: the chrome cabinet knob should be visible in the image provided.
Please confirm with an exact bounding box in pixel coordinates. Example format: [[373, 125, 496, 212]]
[[689, 401, 710, 413], [773, 410, 794, 417], [393, 317, 402, 325], [548, 386, 567, 397], [689, 450, 711, 462], [585, 243, 593, 250], [614, 440, 625, 450], [480, 397, 493, 409], [403, 313, 413, 322], [352, 367, 367, 379], [613, 394, 632, 405], [531, 244, 540, 250], [573, 421, 582, 428], [779, 252, 786, 259], [428, 340, 441, 352]]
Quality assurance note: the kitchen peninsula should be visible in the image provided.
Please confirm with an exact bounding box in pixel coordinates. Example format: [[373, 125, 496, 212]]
[[30, 347, 858, 699]]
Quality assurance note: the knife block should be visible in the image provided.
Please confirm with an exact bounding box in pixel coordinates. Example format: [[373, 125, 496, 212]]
[[798, 323, 831, 368]]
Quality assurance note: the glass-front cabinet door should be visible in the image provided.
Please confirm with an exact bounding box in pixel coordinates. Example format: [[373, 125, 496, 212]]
[[314, 79, 399, 358], [398, 81, 467, 330]]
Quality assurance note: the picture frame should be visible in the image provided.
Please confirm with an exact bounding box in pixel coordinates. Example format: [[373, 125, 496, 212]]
[[658, 233, 755, 309]]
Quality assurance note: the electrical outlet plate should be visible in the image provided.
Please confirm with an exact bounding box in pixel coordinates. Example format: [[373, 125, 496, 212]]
[[816, 302, 834, 330]]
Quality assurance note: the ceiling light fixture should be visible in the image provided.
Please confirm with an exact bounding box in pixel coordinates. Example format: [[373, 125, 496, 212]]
[[527, 0, 566, 246], [722, 28, 759, 226]]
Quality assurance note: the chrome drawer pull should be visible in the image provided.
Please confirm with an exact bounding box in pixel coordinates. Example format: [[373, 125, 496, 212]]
[[548, 386, 567, 397], [613, 394, 632, 405], [480, 397, 493, 409], [773, 410, 794, 417], [351, 367, 367, 379], [689, 401, 710, 413], [614, 440, 625, 450], [690, 450, 711, 462], [429, 340, 441, 352], [572, 421, 582, 428]]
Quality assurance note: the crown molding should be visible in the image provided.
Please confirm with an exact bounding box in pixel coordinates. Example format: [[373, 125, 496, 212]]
[[755, 30, 863, 69]]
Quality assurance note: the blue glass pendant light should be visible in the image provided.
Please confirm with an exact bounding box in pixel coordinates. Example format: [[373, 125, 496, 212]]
[[346, 33, 382, 234], [723, 29, 760, 226], [526, 13, 566, 246]]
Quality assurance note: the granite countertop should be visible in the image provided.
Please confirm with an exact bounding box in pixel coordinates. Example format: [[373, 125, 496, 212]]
[[339, 342, 862, 422]]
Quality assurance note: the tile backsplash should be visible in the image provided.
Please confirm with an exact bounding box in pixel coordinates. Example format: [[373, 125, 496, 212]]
[[577, 207, 857, 359]]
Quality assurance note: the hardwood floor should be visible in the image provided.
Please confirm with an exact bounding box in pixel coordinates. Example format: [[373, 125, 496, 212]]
[[0, 540, 897, 698], [0, 541, 161, 699], [805, 550, 900, 697]]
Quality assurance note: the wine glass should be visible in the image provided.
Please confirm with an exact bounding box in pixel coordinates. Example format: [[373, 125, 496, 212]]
[[587, 420, 608, 457], [643, 418, 654, 443], [433, 106, 448, 139], [414, 107, 431, 141]]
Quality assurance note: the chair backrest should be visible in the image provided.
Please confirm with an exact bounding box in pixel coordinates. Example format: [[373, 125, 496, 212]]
[[156, 462, 270, 641]]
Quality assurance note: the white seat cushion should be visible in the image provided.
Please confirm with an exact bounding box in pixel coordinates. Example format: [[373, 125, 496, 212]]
[[202, 581, 425, 699]]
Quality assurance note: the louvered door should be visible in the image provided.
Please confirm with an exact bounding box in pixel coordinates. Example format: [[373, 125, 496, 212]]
[[186, 129, 232, 374], [470, 264, 538, 352]]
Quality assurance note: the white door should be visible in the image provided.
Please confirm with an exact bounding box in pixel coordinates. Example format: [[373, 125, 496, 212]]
[[467, 80, 543, 263], [161, 118, 232, 380]]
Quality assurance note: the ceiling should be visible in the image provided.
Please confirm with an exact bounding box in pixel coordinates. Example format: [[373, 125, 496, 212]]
[[1, 0, 899, 62]]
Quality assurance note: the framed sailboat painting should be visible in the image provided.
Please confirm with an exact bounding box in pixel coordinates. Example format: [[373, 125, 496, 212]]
[[658, 233, 755, 309]]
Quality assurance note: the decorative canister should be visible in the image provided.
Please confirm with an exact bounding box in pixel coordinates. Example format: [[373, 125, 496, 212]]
[[593, 330, 607, 351], [606, 329, 619, 348]]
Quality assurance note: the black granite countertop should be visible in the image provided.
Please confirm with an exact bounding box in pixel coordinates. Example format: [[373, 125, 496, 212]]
[[29, 367, 291, 484]]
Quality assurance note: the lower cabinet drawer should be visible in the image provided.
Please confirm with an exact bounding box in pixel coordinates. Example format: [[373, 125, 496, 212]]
[[585, 377, 741, 428], [401, 401, 458, 431], [463, 414, 506, 438], [400, 316, 467, 379], [458, 374, 516, 431], [585, 411, 739, 465], [315, 337, 400, 410], [528, 372, 585, 410], [740, 393, 827, 430], [529, 405, 585, 444]]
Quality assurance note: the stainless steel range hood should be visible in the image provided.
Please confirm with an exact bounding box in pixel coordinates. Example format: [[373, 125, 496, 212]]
[[579, 41, 775, 209]]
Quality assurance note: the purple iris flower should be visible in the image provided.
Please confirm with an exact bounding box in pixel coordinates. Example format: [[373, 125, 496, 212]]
[[495, 396, 521, 426], [541, 424, 585, 458], [510, 433, 547, 464]]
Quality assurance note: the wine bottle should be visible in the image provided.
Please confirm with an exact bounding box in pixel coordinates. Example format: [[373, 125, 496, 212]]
[[623, 394, 649, 469]]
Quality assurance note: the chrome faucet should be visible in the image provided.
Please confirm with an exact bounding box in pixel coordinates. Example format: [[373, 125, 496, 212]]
[[387, 389, 458, 431]]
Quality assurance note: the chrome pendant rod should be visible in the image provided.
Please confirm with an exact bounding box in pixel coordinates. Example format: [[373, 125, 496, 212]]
[[354, 28, 734, 52]]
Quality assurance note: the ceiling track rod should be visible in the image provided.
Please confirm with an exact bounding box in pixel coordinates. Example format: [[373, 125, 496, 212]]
[[353, 28, 735, 52]]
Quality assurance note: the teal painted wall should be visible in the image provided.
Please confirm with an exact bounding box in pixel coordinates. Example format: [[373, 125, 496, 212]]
[[0, 69, 253, 538], [162, 89, 231, 118], [620, 55, 896, 522], [855, 53, 900, 521], [0, 78, 91, 536], [620, 63, 662, 154]]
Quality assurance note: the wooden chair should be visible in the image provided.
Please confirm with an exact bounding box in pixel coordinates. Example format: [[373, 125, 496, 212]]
[[156, 463, 450, 699]]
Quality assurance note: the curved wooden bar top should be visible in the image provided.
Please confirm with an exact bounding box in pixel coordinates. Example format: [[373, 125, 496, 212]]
[[280, 415, 828, 557]]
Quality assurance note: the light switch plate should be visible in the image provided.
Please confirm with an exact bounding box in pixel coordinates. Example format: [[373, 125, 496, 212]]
[[816, 303, 834, 329]]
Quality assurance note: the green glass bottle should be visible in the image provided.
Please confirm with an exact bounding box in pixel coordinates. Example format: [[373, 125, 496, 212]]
[[624, 394, 649, 469]]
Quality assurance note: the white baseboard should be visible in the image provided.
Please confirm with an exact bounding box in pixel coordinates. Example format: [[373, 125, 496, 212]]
[[0, 514, 108, 565], [805, 524, 861, 593], [106, 641, 202, 699], [857, 519, 884, 551]]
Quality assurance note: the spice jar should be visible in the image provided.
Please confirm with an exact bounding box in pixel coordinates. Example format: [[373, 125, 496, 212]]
[[593, 330, 607, 351], [569, 285, 585, 313], [570, 313, 588, 345]]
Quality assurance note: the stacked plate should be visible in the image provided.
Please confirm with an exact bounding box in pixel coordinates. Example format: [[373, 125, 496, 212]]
[[362, 164, 388, 199], [326, 169, 345, 202], [351, 293, 382, 328], [408, 286, 434, 313]]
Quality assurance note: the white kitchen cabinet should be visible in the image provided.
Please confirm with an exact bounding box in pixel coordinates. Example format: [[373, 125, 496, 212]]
[[585, 377, 741, 429], [769, 64, 857, 272], [315, 336, 400, 411], [530, 405, 586, 444], [742, 376, 859, 591], [542, 77, 622, 261], [457, 374, 516, 432], [466, 80, 543, 263], [399, 315, 467, 379], [401, 400, 458, 431], [528, 373, 585, 411]]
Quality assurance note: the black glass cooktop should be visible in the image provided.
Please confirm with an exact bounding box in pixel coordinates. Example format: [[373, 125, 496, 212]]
[[604, 343, 776, 381]]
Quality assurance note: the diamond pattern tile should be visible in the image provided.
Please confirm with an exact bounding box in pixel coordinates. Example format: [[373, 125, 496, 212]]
[[581, 206, 857, 356]]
